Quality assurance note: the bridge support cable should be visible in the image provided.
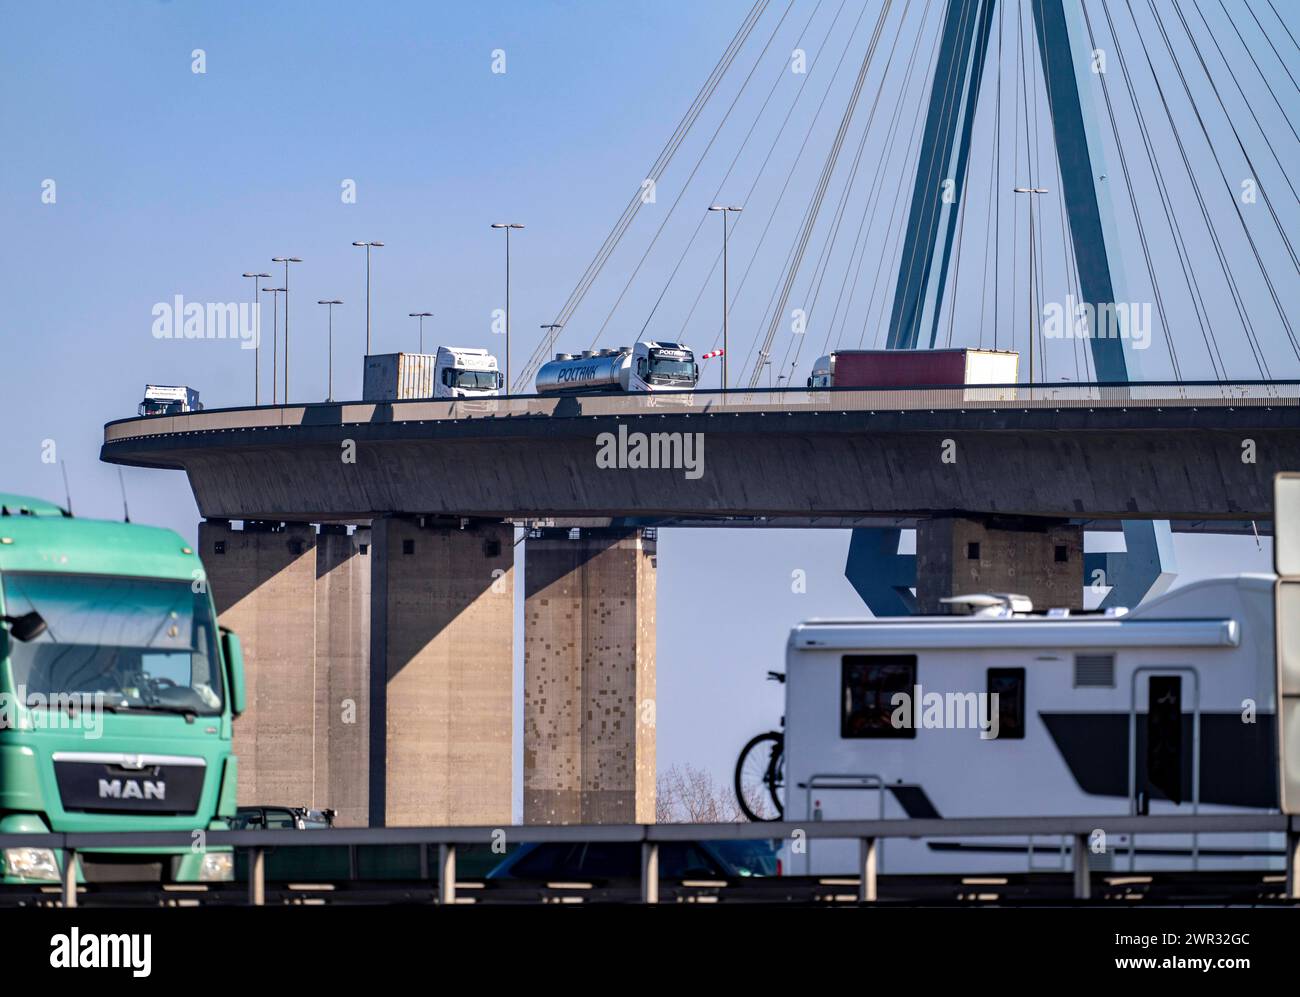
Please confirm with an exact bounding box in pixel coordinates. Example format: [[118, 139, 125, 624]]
[[883, 0, 991, 353], [814, 0, 940, 363], [784, 1, 920, 365], [1142, 0, 1300, 367], [634, 0, 826, 342], [1190, 2, 1300, 208], [1078, 0, 1184, 381], [1169, 0, 1300, 277], [1094, 0, 1227, 380], [1113, 0, 1276, 377], [1216, 0, 1300, 148], [674, 0, 864, 350], [855, 19, 947, 351], [742, 0, 897, 389], [510, 0, 769, 391], [587, 0, 801, 349]]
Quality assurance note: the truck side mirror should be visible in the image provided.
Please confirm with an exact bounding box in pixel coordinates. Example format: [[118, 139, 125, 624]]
[[3, 612, 47, 642], [497, 372, 505, 389], [221, 627, 246, 717]]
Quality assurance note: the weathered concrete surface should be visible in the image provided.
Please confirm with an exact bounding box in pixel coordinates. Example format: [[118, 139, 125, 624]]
[[524, 529, 656, 824], [915, 517, 1083, 613], [103, 403, 1300, 522], [315, 526, 371, 827], [369, 517, 513, 826], [198, 520, 317, 806]]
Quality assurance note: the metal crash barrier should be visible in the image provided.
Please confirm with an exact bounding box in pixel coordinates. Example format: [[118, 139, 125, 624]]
[[1, 813, 1296, 906]]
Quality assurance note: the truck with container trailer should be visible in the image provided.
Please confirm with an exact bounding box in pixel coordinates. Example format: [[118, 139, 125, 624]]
[[535, 341, 698, 395], [363, 347, 503, 401], [806, 348, 1019, 390], [0, 492, 245, 886]]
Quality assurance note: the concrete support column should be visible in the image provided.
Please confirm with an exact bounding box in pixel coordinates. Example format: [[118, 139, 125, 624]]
[[369, 517, 513, 826], [315, 525, 371, 827], [524, 528, 656, 824], [198, 519, 318, 805], [915, 516, 1082, 613]]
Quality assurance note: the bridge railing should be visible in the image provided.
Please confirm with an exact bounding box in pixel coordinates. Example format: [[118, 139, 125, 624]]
[[103, 380, 1300, 442], [3, 812, 1296, 906]]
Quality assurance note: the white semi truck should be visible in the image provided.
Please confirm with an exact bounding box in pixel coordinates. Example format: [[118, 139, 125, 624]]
[[535, 341, 698, 394], [363, 347, 503, 400]]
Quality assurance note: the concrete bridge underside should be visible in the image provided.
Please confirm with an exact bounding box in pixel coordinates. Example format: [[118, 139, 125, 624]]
[[103, 403, 1300, 523], [102, 392, 1300, 827]]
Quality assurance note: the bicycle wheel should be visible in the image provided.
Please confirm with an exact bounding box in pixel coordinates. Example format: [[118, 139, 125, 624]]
[[735, 731, 784, 822]]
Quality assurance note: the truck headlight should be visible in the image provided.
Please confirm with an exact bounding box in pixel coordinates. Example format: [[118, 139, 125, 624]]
[[3, 847, 60, 882], [199, 851, 234, 882]]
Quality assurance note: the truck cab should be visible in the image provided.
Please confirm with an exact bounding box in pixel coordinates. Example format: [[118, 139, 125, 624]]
[[0, 495, 244, 885], [139, 384, 202, 417], [434, 346, 503, 398]]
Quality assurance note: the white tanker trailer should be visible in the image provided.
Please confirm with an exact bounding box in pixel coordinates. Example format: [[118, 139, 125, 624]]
[[535, 341, 699, 394]]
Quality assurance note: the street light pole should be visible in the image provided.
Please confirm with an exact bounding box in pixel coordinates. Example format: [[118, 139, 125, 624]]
[[491, 223, 524, 390], [352, 242, 384, 355], [272, 257, 302, 402], [1013, 187, 1048, 386], [319, 300, 343, 401], [708, 205, 742, 389], [408, 312, 433, 353], [540, 323, 563, 360], [264, 288, 285, 404], [242, 271, 271, 405]]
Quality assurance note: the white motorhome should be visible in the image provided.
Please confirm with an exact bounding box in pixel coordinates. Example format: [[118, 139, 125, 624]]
[[779, 576, 1281, 875], [363, 347, 503, 400], [534, 341, 698, 394]]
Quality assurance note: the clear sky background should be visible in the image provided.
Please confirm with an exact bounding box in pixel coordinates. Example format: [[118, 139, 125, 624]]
[[0, 0, 1290, 816]]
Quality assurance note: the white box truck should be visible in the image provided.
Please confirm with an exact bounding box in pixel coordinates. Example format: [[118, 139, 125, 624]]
[[363, 348, 503, 401], [139, 384, 202, 416]]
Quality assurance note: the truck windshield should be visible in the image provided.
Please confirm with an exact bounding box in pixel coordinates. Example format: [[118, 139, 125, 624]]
[[2, 573, 224, 716], [450, 369, 497, 390], [649, 357, 696, 381]]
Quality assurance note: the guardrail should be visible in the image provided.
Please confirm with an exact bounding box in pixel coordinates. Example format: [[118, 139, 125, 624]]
[[4, 813, 1297, 906], [103, 380, 1300, 443]]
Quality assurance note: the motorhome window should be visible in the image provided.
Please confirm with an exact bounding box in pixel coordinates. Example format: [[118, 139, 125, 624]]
[[841, 655, 917, 739], [986, 668, 1026, 739]]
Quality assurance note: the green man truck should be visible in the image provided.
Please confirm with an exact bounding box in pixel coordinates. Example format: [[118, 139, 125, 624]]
[[0, 493, 244, 885]]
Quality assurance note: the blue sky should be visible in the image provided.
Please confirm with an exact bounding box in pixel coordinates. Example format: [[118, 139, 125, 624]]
[[0, 0, 1290, 812]]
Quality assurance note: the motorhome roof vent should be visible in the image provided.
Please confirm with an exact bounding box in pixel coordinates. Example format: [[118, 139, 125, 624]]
[[939, 593, 1033, 617], [1074, 653, 1116, 688]]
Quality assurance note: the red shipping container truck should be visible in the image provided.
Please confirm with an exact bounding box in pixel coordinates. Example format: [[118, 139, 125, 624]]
[[807, 348, 1019, 388]]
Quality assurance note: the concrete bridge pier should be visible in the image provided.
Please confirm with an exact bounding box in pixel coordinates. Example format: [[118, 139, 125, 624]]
[[200, 516, 514, 827], [198, 520, 320, 805], [524, 528, 656, 824], [369, 516, 514, 826], [914, 516, 1083, 613], [314, 524, 371, 827]]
